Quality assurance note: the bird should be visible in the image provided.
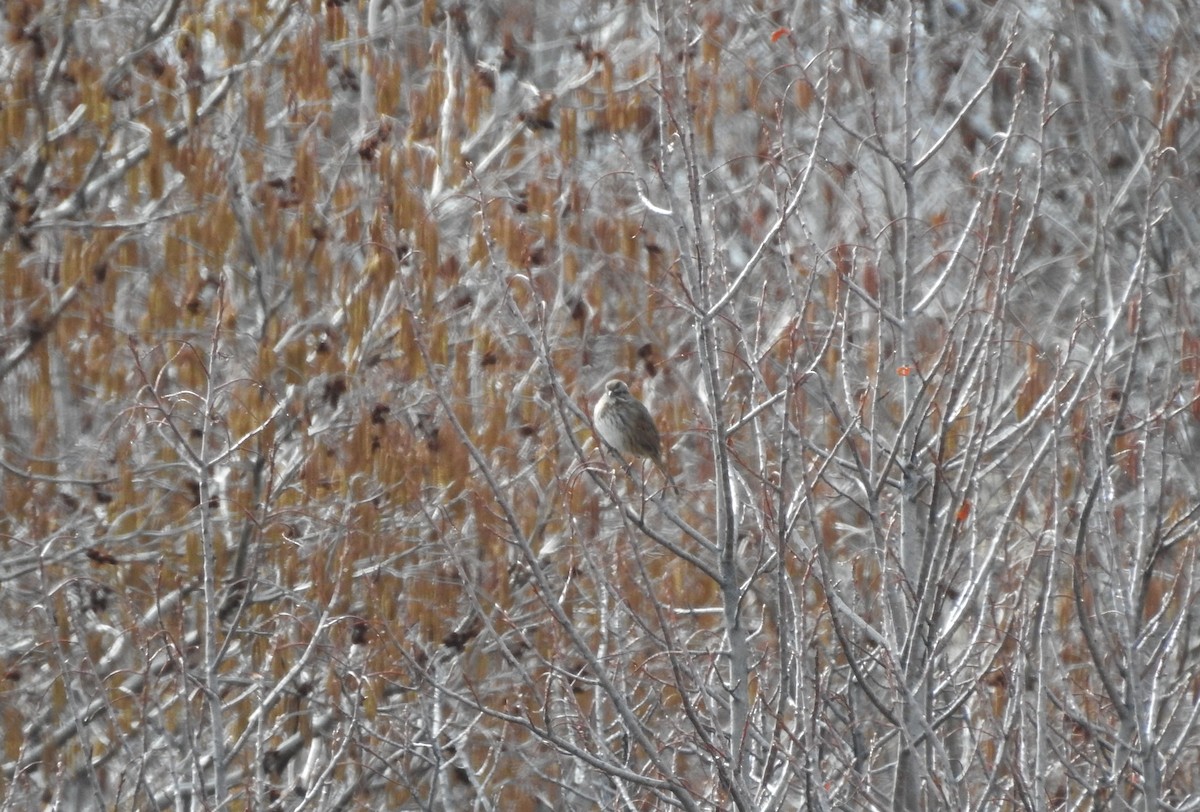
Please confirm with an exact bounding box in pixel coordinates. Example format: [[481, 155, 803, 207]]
[[592, 379, 679, 495]]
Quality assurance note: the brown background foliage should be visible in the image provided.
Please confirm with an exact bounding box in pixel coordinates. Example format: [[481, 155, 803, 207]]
[[3, 0, 1200, 809]]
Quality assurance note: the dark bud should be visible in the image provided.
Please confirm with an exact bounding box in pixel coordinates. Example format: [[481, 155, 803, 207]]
[[85, 547, 118, 565], [324, 376, 348, 408]]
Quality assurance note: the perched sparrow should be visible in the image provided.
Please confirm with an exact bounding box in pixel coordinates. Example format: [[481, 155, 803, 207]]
[[593, 379, 679, 495]]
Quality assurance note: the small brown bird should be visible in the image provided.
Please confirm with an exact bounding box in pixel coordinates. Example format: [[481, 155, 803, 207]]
[[593, 379, 679, 495]]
